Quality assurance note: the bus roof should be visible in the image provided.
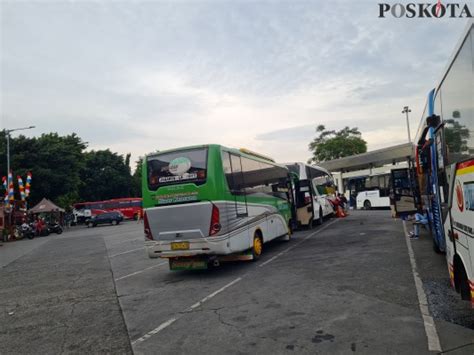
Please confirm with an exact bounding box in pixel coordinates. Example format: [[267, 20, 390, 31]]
[[146, 144, 285, 168], [74, 197, 142, 205]]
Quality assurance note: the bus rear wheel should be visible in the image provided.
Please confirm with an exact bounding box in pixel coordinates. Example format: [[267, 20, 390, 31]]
[[251, 233, 263, 261], [455, 262, 471, 301], [363, 200, 372, 210]]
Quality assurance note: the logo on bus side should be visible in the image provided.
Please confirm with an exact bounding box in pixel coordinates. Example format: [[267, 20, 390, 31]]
[[455, 180, 464, 212], [169, 157, 192, 176]]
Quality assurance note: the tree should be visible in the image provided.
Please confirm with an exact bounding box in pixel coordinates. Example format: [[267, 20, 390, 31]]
[[0, 131, 140, 208], [79, 150, 133, 201], [131, 157, 143, 197], [0, 132, 87, 207], [308, 125, 367, 163]]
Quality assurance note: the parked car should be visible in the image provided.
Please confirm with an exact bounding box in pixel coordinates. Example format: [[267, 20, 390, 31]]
[[86, 211, 123, 227]]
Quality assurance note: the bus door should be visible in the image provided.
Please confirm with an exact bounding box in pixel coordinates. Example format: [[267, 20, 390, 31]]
[[391, 168, 417, 216], [224, 153, 250, 251], [288, 173, 299, 230], [299, 179, 314, 226], [447, 160, 474, 270]]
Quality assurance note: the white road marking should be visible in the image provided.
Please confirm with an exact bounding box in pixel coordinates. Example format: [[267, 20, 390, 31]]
[[402, 220, 442, 352], [131, 277, 243, 345], [132, 219, 339, 347], [109, 247, 144, 258], [115, 262, 168, 281], [108, 238, 143, 247]]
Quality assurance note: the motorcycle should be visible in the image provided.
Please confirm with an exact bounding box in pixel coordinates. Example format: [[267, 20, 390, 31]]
[[15, 223, 35, 240], [32, 222, 50, 237], [48, 222, 63, 235]]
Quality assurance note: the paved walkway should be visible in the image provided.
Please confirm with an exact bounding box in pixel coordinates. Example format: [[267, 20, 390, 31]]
[[1, 236, 52, 268]]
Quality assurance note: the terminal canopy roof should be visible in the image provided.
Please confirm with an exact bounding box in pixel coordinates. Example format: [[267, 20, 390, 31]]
[[320, 143, 414, 173], [29, 198, 65, 213]]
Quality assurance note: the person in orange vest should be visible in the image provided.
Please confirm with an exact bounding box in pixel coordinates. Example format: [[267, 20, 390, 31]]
[[335, 194, 347, 218]]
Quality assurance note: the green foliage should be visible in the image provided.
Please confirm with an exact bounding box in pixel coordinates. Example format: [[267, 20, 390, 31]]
[[0, 131, 140, 208], [131, 157, 143, 198], [0, 132, 87, 207], [444, 119, 470, 154], [79, 150, 133, 202], [308, 125, 367, 163]]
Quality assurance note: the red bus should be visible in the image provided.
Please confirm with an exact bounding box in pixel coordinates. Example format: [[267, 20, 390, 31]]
[[73, 198, 142, 223]]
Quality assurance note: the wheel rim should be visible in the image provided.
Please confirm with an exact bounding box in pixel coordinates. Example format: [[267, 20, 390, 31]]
[[253, 236, 262, 256]]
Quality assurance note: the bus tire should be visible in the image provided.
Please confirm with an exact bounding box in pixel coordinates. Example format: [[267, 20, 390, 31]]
[[432, 238, 443, 254], [316, 208, 323, 225], [455, 261, 471, 301], [363, 200, 371, 210], [251, 232, 263, 261]]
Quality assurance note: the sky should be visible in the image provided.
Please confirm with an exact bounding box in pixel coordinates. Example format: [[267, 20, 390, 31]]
[[0, 0, 471, 167]]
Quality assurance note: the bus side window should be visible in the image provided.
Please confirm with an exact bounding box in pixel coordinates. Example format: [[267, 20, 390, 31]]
[[229, 154, 245, 195], [222, 151, 237, 193]]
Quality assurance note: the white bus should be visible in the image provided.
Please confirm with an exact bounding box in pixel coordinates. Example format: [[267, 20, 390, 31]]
[[355, 173, 391, 210], [285, 163, 336, 228], [414, 21, 474, 304]]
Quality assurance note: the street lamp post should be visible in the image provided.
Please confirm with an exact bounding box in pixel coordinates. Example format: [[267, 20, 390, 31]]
[[402, 106, 412, 143], [5, 126, 35, 177]]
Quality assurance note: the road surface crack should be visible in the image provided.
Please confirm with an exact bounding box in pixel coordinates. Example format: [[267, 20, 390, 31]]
[[213, 309, 246, 338]]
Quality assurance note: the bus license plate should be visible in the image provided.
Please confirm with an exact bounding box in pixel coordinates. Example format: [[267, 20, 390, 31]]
[[171, 242, 189, 250]]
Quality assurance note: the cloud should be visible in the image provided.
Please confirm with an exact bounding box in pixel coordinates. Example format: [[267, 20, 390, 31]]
[[256, 125, 315, 142], [1, 1, 469, 167]]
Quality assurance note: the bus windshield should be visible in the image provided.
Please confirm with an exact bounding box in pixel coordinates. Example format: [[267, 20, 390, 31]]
[[147, 148, 208, 190]]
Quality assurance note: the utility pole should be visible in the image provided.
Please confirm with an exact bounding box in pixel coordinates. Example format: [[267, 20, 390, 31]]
[[402, 106, 412, 143], [5, 126, 35, 178]]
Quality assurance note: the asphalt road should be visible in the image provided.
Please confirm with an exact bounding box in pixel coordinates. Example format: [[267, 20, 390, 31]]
[[1, 211, 473, 354]]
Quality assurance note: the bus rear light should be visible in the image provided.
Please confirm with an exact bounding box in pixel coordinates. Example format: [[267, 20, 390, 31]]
[[209, 204, 221, 236], [144, 211, 154, 241]]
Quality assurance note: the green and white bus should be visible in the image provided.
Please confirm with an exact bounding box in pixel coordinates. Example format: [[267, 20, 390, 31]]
[[142, 144, 294, 270]]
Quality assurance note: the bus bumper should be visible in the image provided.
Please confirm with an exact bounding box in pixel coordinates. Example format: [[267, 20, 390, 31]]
[[145, 237, 232, 259]]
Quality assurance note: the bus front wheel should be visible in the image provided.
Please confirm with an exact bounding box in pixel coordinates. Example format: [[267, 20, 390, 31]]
[[316, 208, 323, 225], [251, 233, 263, 261]]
